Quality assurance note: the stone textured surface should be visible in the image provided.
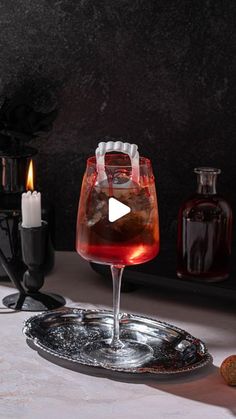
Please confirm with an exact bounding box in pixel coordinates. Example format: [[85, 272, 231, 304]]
[[1, 252, 236, 418], [0, 1, 235, 249]]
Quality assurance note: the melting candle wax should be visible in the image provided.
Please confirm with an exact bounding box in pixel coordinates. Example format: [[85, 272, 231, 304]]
[[21, 191, 42, 228]]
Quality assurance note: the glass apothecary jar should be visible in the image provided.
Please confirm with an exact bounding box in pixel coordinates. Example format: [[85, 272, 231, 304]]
[[177, 167, 233, 282]]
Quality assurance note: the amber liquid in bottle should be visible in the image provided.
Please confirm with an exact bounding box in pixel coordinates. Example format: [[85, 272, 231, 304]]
[[177, 168, 232, 282]]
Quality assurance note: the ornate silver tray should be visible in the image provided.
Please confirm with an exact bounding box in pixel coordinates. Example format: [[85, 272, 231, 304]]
[[23, 307, 212, 374]]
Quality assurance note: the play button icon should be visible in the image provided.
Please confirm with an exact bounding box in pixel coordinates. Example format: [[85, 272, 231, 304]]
[[108, 197, 131, 222]]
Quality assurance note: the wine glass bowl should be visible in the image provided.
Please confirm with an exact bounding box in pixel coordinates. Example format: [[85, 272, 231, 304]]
[[76, 147, 159, 368], [76, 154, 159, 266]]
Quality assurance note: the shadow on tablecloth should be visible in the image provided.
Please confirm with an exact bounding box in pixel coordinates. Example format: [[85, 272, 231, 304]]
[[26, 338, 236, 417]]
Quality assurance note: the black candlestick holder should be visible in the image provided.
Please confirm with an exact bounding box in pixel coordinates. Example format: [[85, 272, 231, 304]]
[[1, 221, 65, 311], [0, 147, 55, 280], [0, 146, 37, 279]]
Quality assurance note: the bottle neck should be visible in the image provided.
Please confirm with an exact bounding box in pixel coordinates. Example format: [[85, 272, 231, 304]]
[[196, 173, 217, 195]]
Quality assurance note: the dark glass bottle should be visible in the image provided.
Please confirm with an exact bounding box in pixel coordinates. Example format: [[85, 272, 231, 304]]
[[177, 168, 233, 282]]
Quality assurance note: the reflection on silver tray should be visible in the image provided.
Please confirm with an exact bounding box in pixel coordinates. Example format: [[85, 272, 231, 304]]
[[23, 307, 212, 374]]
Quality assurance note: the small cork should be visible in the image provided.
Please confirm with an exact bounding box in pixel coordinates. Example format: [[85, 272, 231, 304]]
[[220, 355, 236, 386]]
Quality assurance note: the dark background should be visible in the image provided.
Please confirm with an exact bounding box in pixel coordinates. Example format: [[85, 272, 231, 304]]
[[0, 0, 235, 250]]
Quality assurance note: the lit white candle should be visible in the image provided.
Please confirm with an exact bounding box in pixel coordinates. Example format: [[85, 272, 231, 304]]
[[21, 191, 42, 228]]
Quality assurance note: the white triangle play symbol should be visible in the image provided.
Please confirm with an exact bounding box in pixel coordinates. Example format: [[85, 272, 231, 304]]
[[108, 197, 131, 222]]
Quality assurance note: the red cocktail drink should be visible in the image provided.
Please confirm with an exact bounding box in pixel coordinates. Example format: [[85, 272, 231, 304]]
[[76, 155, 159, 265], [76, 144, 160, 369]]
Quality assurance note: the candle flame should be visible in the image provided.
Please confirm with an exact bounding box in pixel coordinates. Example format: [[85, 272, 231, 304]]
[[26, 160, 34, 191]]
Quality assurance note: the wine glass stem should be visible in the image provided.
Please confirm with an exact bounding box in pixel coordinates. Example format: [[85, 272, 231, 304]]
[[110, 265, 124, 350]]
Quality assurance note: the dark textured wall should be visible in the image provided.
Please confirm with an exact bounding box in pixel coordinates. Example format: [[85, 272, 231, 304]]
[[0, 0, 235, 250]]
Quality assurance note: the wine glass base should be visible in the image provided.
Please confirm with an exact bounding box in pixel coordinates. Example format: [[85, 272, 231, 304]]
[[80, 339, 154, 369]]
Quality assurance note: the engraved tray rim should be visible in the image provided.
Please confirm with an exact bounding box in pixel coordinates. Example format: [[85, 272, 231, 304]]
[[23, 307, 212, 375]]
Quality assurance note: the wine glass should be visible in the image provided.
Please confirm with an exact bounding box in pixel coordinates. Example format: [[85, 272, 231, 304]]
[[76, 141, 160, 369]]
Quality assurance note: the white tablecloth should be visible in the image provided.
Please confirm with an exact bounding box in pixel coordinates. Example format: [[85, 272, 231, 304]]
[[0, 251, 236, 419]]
